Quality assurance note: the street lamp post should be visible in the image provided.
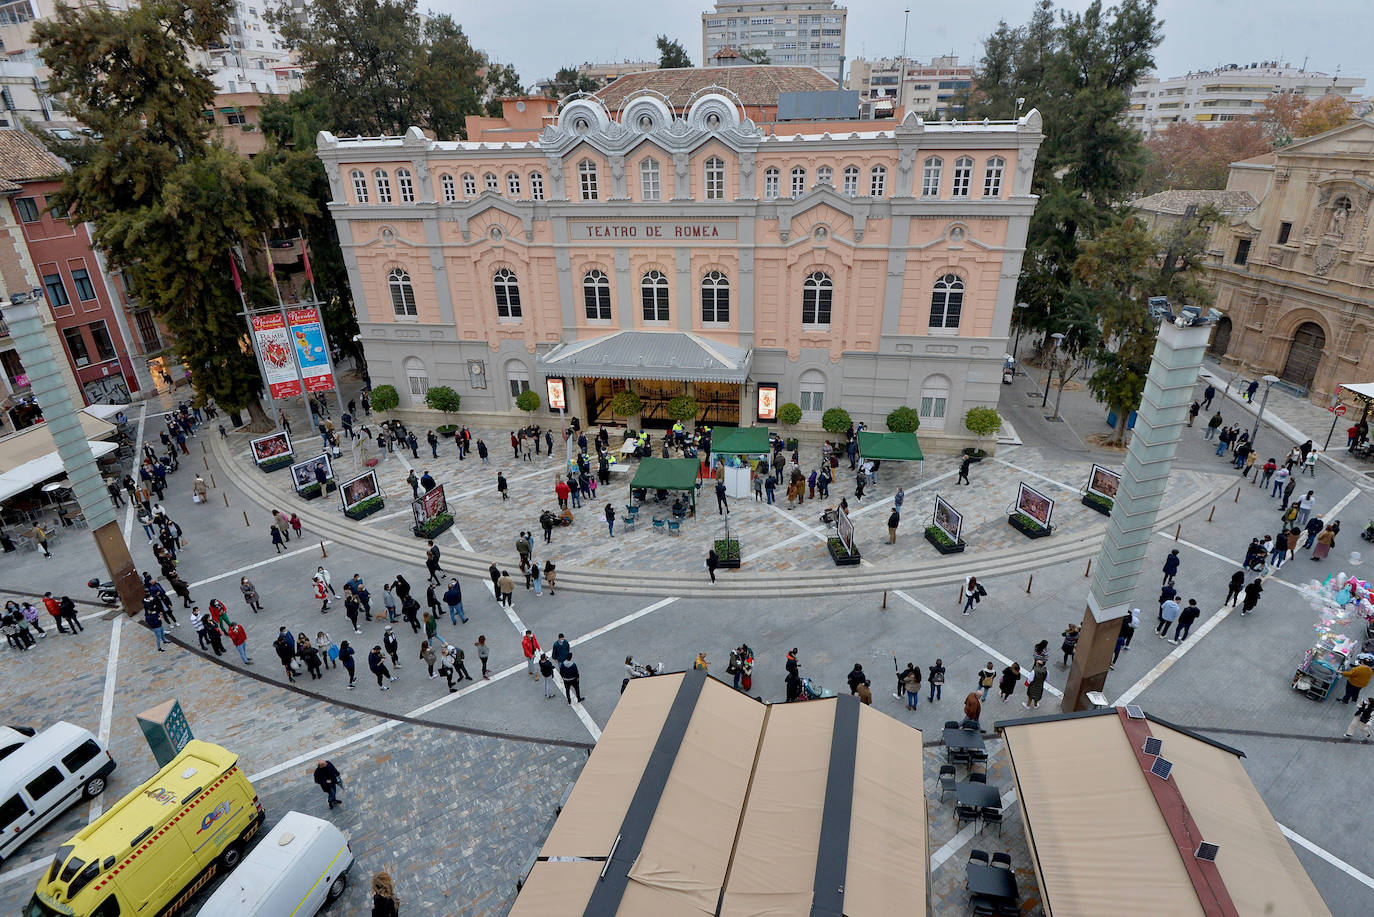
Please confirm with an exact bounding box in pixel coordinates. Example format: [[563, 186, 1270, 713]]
[[1011, 302, 1028, 367], [1041, 332, 1065, 408], [1249, 374, 1281, 450]]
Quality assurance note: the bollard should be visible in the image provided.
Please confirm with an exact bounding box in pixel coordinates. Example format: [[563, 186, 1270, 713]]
[[320, 540, 327, 558], [1026, 574, 1033, 594], [210, 473, 216, 489], [1208, 506, 1215, 523], [1085, 558, 1092, 578], [222, 493, 229, 507], [1234, 487, 1240, 503], [881, 590, 887, 610], [243, 511, 250, 527], [203, 456, 209, 470], [1174, 524, 1181, 542], [201, 442, 206, 454]]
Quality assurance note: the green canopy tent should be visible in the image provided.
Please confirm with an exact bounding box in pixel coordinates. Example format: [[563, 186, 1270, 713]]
[[709, 426, 771, 456], [856, 431, 924, 479], [629, 457, 700, 513]]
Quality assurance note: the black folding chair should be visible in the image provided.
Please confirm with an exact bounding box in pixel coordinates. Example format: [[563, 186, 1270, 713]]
[[950, 747, 972, 766], [969, 895, 997, 916], [981, 806, 1004, 836], [968, 747, 989, 764], [944, 720, 960, 729], [939, 764, 958, 800], [991, 852, 1012, 869], [955, 803, 981, 830], [968, 771, 987, 784], [969, 849, 990, 866]]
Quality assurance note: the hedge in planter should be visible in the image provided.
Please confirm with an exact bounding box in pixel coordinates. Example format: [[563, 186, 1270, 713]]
[[1008, 512, 1052, 538], [821, 407, 852, 435], [827, 536, 861, 566], [924, 525, 966, 554], [886, 406, 921, 433], [714, 537, 741, 569], [414, 511, 454, 538], [1081, 492, 1113, 515], [258, 454, 294, 473], [299, 480, 337, 501], [344, 495, 385, 521], [436, 425, 458, 438]]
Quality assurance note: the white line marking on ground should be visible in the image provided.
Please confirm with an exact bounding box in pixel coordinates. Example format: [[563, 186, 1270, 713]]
[[1160, 533, 1302, 593], [0, 857, 51, 886], [186, 540, 335, 589], [571, 598, 678, 647], [493, 585, 601, 742], [449, 525, 473, 553], [890, 590, 1063, 698], [1280, 823, 1374, 891], [88, 616, 123, 821]]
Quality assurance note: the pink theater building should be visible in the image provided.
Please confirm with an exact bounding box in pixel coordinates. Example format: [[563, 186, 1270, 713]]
[[316, 78, 1042, 447]]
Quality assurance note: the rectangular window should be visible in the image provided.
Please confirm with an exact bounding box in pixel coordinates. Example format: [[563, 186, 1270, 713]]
[[842, 168, 858, 196], [226, 111, 247, 125], [70, 267, 96, 301], [790, 169, 806, 196], [579, 164, 598, 201], [869, 168, 885, 197], [43, 273, 69, 308], [921, 160, 941, 196], [89, 320, 117, 361], [951, 160, 972, 197], [61, 740, 102, 772], [135, 311, 160, 351], [705, 160, 725, 200], [920, 395, 947, 419], [764, 170, 779, 200], [1234, 239, 1251, 266], [641, 160, 660, 201], [0, 795, 26, 832], [63, 326, 89, 365], [508, 377, 530, 398], [1277, 221, 1292, 244], [374, 171, 392, 204], [14, 196, 39, 222], [530, 172, 545, 200], [799, 390, 824, 412]]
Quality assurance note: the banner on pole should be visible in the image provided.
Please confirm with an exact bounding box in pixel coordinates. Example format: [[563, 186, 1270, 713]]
[[287, 307, 336, 392], [250, 312, 302, 399]]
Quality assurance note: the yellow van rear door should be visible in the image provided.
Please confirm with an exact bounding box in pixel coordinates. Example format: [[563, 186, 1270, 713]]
[[127, 821, 194, 911]]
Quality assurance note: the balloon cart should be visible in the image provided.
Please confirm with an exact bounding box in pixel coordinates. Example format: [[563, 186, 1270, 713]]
[[1292, 570, 1374, 701]]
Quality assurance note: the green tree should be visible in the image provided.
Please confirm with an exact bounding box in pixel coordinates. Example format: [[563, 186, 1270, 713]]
[[740, 48, 771, 64], [272, 0, 485, 140], [964, 407, 1003, 446], [369, 384, 400, 414], [656, 35, 693, 69], [609, 389, 642, 420], [543, 66, 600, 99], [666, 395, 699, 423], [484, 62, 524, 116], [821, 407, 852, 434], [516, 389, 541, 413], [425, 385, 461, 424], [886, 406, 921, 433], [777, 402, 803, 426], [35, 0, 310, 425]]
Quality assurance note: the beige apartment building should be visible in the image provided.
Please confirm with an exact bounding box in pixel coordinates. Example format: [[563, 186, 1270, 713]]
[[1205, 118, 1374, 402], [701, 0, 846, 81], [846, 56, 974, 120]]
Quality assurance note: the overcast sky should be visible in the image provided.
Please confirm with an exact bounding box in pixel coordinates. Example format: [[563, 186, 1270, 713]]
[[432, 0, 1371, 88]]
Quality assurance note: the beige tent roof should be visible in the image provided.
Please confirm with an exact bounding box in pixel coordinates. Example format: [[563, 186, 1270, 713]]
[[0, 413, 119, 502], [510, 671, 928, 917], [999, 709, 1331, 917]]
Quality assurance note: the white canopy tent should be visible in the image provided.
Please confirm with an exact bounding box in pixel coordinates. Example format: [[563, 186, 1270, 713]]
[[0, 413, 119, 503]]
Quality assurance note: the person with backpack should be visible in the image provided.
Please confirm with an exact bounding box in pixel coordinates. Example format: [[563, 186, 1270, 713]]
[[927, 658, 945, 702], [961, 575, 985, 615], [901, 663, 921, 710], [976, 661, 997, 700]]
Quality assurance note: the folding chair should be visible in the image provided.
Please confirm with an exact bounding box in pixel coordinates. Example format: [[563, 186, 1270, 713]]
[[938, 764, 957, 800]]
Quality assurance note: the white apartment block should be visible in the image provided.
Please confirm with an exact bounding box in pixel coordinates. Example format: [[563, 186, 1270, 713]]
[[846, 55, 974, 120], [701, 0, 846, 81], [1128, 62, 1366, 137]]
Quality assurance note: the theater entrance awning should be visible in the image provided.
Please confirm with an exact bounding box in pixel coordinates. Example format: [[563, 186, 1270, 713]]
[[537, 331, 752, 384]]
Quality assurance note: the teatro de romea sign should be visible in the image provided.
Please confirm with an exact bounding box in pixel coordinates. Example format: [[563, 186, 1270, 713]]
[[569, 220, 738, 241]]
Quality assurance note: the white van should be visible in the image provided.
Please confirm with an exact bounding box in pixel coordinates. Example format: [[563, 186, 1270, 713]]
[[196, 810, 353, 916], [0, 722, 114, 865]]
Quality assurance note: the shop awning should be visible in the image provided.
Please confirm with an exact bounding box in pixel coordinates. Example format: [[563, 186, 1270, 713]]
[[709, 426, 770, 455], [998, 708, 1331, 917], [629, 457, 700, 492], [0, 413, 120, 503], [1337, 382, 1374, 402], [857, 430, 923, 461], [537, 331, 752, 384]]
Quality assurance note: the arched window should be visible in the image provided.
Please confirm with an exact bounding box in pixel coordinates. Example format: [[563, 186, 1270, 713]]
[[802, 271, 832, 327], [373, 169, 392, 203], [578, 160, 599, 200], [701, 270, 730, 324], [951, 157, 973, 197], [919, 375, 951, 428], [817, 165, 833, 187], [395, 167, 414, 202], [484, 172, 499, 192], [842, 165, 859, 196], [530, 172, 545, 200], [440, 174, 456, 202], [641, 270, 669, 322], [704, 157, 725, 200], [799, 369, 826, 417], [505, 360, 531, 399], [641, 158, 661, 201], [583, 269, 611, 320], [462, 173, 477, 196], [388, 268, 417, 317], [507, 172, 522, 196], [929, 273, 964, 329], [494, 268, 521, 319], [404, 356, 429, 397], [869, 165, 886, 197], [921, 157, 942, 197], [790, 166, 807, 197], [763, 167, 780, 200], [350, 169, 369, 203], [982, 157, 1005, 197]]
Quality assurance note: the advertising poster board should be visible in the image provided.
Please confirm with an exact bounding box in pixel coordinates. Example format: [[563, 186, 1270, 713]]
[[412, 484, 448, 528], [249, 431, 292, 465], [546, 377, 566, 411], [290, 454, 334, 492], [1015, 482, 1055, 528], [837, 506, 855, 552], [287, 307, 336, 393], [340, 470, 381, 511], [1086, 464, 1121, 501], [933, 495, 963, 542], [757, 383, 777, 422], [250, 313, 302, 399]]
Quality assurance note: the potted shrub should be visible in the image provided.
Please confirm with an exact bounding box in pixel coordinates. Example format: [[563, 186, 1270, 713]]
[[299, 482, 323, 500], [821, 407, 852, 436], [425, 386, 461, 436], [1081, 491, 1113, 515], [1008, 511, 1052, 539], [413, 510, 455, 538], [369, 384, 400, 417], [924, 525, 966, 554], [609, 389, 642, 425], [886, 406, 921, 434], [258, 453, 294, 473], [515, 388, 541, 415], [777, 401, 802, 449], [666, 395, 699, 425], [344, 494, 385, 521], [714, 537, 741, 569], [963, 406, 1002, 460], [827, 536, 862, 566]]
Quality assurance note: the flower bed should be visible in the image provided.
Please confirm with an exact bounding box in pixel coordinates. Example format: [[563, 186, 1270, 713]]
[[1081, 492, 1113, 516], [1008, 512, 1052, 538], [714, 537, 741, 569], [827, 536, 862, 566], [413, 511, 454, 538], [258, 454, 294, 473], [924, 525, 966, 554], [344, 495, 385, 521]]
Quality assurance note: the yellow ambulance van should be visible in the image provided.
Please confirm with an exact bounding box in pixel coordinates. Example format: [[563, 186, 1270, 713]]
[[23, 739, 264, 917]]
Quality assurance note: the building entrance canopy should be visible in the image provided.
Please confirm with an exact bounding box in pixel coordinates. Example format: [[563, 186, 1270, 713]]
[[536, 331, 751, 384]]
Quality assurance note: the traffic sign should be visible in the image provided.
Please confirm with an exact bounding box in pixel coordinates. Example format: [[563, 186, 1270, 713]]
[[1331, 404, 1348, 416]]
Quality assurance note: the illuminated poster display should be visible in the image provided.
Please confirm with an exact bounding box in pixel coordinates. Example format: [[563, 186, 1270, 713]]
[[757, 383, 778, 422], [546, 376, 566, 411]]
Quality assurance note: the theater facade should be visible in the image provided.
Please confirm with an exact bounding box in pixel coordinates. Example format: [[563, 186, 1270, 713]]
[[316, 88, 1043, 446]]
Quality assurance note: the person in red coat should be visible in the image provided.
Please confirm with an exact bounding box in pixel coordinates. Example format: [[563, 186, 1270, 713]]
[[554, 478, 571, 509]]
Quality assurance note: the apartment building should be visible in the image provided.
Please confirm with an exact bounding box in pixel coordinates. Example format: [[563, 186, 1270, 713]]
[[1128, 63, 1366, 137], [846, 55, 974, 120], [701, 0, 846, 81]]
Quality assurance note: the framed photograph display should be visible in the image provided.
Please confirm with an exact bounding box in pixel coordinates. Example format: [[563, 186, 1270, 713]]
[[1086, 464, 1121, 501], [412, 484, 448, 528], [340, 470, 381, 511], [933, 495, 963, 543], [1015, 482, 1054, 529], [836, 506, 855, 552], [249, 431, 292, 464], [289, 454, 334, 492]]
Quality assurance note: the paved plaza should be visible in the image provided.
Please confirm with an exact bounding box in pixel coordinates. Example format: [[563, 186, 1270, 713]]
[[1, 371, 1373, 915]]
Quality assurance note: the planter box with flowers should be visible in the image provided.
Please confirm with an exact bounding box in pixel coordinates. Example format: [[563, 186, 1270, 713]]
[[827, 536, 862, 566], [258, 454, 294, 473], [924, 525, 966, 554], [714, 537, 741, 569], [1008, 512, 1052, 539], [1081, 492, 1113, 516], [413, 511, 454, 539], [344, 495, 385, 521]]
